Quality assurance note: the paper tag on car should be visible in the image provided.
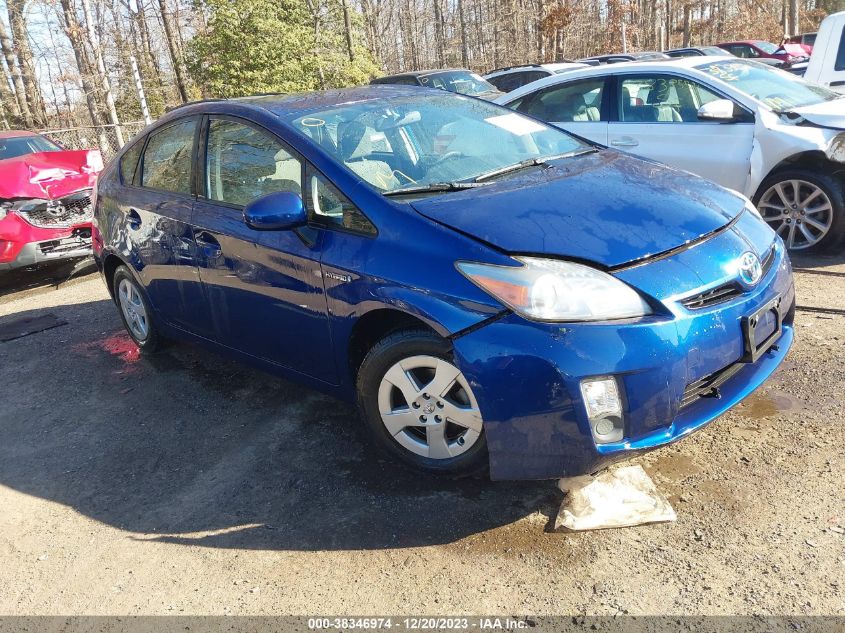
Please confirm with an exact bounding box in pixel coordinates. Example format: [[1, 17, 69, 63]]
[[485, 113, 546, 136]]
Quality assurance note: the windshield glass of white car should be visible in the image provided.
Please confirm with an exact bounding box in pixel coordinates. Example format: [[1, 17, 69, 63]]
[[291, 93, 589, 193], [697, 59, 842, 111]]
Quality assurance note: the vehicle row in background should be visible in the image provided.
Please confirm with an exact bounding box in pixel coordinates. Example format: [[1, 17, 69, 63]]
[[0, 130, 102, 271], [495, 56, 845, 252], [484, 62, 592, 93], [371, 68, 502, 99]]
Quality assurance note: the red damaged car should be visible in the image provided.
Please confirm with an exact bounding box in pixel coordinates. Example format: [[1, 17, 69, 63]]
[[0, 130, 102, 271]]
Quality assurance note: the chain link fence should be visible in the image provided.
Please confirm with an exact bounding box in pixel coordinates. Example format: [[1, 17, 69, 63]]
[[39, 121, 148, 162]]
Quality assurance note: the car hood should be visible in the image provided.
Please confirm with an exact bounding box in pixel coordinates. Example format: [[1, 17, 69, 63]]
[[410, 151, 745, 268], [788, 100, 845, 130], [0, 149, 103, 200]]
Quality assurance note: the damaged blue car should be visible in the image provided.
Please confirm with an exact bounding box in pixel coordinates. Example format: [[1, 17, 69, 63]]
[[93, 86, 794, 480]]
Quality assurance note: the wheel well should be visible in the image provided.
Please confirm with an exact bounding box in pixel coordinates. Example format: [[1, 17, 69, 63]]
[[347, 309, 438, 380], [102, 254, 124, 299], [756, 151, 844, 198]]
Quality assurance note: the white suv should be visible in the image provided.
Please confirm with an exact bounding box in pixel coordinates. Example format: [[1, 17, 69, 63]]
[[495, 57, 845, 251], [484, 63, 590, 93]]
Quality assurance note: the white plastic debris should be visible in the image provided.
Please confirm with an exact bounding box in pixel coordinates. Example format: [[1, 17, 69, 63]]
[[555, 465, 676, 531]]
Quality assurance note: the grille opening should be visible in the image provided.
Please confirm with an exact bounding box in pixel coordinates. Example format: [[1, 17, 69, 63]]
[[681, 361, 744, 409], [17, 191, 93, 229], [680, 283, 742, 310]]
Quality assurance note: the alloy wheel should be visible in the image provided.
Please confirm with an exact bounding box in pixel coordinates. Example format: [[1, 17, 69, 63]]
[[377, 355, 483, 460], [757, 179, 834, 250], [118, 278, 149, 341]]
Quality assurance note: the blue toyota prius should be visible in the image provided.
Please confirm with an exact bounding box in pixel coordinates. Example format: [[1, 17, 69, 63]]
[[92, 86, 794, 480]]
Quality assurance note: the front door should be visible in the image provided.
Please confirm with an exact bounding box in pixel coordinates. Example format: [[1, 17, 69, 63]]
[[192, 116, 336, 383], [608, 74, 755, 192]]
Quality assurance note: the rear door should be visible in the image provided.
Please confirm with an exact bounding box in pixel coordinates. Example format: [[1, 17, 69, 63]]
[[512, 77, 609, 144], [191, 115, 336, 382], [607, 73, 754, 192], [121, 117, 206, 333]]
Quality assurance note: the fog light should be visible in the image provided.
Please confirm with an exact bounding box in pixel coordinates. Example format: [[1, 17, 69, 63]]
[[580, 377, 625, 444]]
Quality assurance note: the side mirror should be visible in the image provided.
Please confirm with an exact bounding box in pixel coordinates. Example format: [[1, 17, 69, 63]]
[[243, 190, 307, 231], [697, 99, 736, 122]]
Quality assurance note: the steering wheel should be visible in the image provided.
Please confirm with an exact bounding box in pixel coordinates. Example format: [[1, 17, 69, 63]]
[[433, 151, 464, 165]]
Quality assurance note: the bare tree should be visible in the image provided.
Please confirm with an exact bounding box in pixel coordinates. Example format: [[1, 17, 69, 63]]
[[155, 0, 188, 101], [6, 0, 43, 124], [0, 13, 30, 125], [57, 0, 109, 149], [79, 0, 123, 145]]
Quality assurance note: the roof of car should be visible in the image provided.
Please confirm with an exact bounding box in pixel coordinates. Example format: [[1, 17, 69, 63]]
[[161, 85, 452, 121], [718, 40, 768, 46], [373, 68, 475, 80], [0, 130, 42, 139], [485, 62, 585, 76]]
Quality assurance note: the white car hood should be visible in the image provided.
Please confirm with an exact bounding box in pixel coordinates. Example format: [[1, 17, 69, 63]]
[[789, 100, 845, 129]]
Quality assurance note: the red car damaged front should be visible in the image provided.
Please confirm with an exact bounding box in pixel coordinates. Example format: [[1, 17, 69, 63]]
[[0, 131, 103, 271]]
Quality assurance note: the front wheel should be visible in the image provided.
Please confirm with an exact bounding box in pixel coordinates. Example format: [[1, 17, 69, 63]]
[[356, 329, 488, 477], [754, 169, 845, 252]]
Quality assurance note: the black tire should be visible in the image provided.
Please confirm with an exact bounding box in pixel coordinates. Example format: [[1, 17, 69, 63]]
[[112, 265, 163, 353], [356, 329, 489, 477], [753, 167, 845, 253]]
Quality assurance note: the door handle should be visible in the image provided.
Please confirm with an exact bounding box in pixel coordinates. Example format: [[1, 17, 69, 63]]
[[610, 137, 639, 147], [195, 231, 222, 259], [127, 208, 142, 230], [830, 80, 845, 87]]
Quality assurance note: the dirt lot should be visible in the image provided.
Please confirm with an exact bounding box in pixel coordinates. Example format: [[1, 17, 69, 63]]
[[0, 254, 843, 616]]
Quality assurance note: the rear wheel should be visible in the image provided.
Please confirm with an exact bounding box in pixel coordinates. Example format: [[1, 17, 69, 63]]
[[754, 168, 845, 252], [113, 265, 162, 352], [356, 329, 488, 476]]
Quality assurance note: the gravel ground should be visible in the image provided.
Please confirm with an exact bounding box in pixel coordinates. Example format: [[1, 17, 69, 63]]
[[0, 253, 843, 616]]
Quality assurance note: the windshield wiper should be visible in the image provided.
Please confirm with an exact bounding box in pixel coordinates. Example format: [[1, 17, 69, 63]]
[[383, 181, 489, 196], [473, 148, 598, 183]]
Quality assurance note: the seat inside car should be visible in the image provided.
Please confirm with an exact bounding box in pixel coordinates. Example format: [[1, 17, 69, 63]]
[[337, 120, 400, 191]]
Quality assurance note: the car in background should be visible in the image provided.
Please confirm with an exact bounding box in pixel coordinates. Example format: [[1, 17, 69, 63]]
[[94, 86, 793, 481], [665, 46, 733, 58], [484, 62, 591, 92], [717, 40, 809, 65], [580, 51, 671, 64], [787, 33, 816, 54], [495, 56, 845, 251], [804, 11, 845, 92], [370, 69, 501, 99], [0, 130, 102, 271]]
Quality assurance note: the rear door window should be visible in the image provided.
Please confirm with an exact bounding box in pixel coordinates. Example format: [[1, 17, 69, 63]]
[[120, 138, 144, 185], [141, 118, 197, 194]]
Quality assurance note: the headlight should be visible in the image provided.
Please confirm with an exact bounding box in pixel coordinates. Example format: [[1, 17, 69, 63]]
[[456, 257, 652, 322]]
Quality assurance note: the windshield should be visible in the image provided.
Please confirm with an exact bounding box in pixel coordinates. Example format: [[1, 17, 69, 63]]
[[755, 41, 780, 54], [701, 46, 727, 55], [0, 135, 61, 161], [418, 71, 499, 96], [696, 59, 842, 110], [291, 92, 588, 194]]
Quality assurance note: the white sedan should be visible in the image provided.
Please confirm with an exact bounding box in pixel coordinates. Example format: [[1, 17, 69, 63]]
[[495, 56, 845, 251]]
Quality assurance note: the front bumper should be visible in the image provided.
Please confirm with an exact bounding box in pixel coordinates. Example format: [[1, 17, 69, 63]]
[[453, 232, 795, 480], [0, 212, 92, 271]]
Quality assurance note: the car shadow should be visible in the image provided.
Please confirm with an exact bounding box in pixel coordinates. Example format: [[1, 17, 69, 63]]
[[0, 298, 557, 552], [0, 257, 97, 298], [789, 249, 845, 269]]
